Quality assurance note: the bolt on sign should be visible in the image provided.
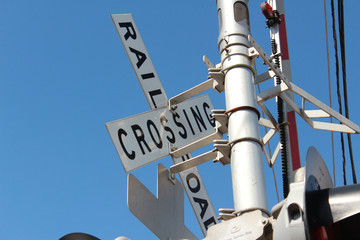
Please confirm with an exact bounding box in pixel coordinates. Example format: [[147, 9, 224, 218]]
[[106, 95, 215, 173]]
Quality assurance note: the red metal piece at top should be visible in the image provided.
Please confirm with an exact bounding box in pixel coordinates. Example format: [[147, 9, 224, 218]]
[[261, 2, 274, 19]]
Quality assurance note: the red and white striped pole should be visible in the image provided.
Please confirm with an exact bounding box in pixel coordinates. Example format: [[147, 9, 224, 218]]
[[275, 0, 301, 173], [263, 0, 301, 193]]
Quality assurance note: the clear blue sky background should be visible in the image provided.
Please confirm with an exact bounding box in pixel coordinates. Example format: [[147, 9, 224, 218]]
[[1, 0, 359, 239]]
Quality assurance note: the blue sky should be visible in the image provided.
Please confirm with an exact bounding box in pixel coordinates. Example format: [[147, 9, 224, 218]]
[[0, 0, 359, 239]]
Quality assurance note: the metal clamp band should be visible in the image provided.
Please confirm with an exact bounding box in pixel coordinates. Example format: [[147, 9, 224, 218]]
[[218, 33, 249, 50], [229, 137, 263, 148], [220, 63, 256, 76], [220, 44, 249, 55], [224, 106, 261, 120], [221, 52, 252, 65]]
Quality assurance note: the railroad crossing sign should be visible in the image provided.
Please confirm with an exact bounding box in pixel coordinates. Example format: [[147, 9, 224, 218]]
[[109, 13, 218, 235], [106, 94, 215, 173]]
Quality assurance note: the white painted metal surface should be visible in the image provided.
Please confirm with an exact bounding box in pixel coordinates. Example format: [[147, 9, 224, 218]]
[[204, 210, 269, 240], [106, 95, 214, 173], [111, 14, 168, 109], [217, 0, 268, 212], [272, 170, 307, 240], [127, 164, 198, 240], [248, 35, 291, 87], [272, 147, 333, 240]]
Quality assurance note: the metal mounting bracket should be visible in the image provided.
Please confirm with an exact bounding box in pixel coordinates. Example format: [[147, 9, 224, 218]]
[[170, 130, 223, 159], [255, 70, 275, 85], [203, 55, 215, 68], [248, 34, 360, 175], [257, 81, 360, 134], [209, 70, 225, 93], [249, 35, 360, 135], [170, 109, 227, 158], [212, 109, 228, 133], [170, 150, 217, 175], [169, 109, 229, 172], [168, 68, 224, 111], [204, 210, 272, 240], [248, 47, 259, 58], [263, 141, 281, 168], [218, 208, 236, 221], [214, 139, 230, 165], [248, 34, 291, 87], [169, 79, 213, 112]]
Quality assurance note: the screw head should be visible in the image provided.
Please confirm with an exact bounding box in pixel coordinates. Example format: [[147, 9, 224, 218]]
[[171, 104, 177, 110]]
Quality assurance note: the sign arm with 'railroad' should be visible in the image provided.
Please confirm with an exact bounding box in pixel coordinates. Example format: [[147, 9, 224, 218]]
[[111, 14, 168, 110]]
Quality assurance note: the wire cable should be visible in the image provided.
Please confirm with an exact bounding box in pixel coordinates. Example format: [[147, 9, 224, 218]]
[[331, 0, 347, 185], [338, 0, 357, 183], [323, 0, 336, 186]]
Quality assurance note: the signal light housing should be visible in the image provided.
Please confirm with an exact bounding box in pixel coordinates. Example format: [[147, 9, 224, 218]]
[[260, 2, 281, 27]]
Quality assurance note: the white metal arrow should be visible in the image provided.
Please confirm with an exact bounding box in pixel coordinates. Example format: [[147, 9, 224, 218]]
[[128, 164, 198, 240]]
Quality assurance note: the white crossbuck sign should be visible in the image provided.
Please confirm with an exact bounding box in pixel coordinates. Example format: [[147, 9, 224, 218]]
[[109, 13, 218, 235]]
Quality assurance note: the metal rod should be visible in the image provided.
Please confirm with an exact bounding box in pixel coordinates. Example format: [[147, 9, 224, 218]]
[[170, 150, 217, 174], [169, 79, 213, 106]]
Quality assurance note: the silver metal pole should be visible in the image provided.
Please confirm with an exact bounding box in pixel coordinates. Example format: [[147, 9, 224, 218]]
[[217, 0, 268, 212]]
